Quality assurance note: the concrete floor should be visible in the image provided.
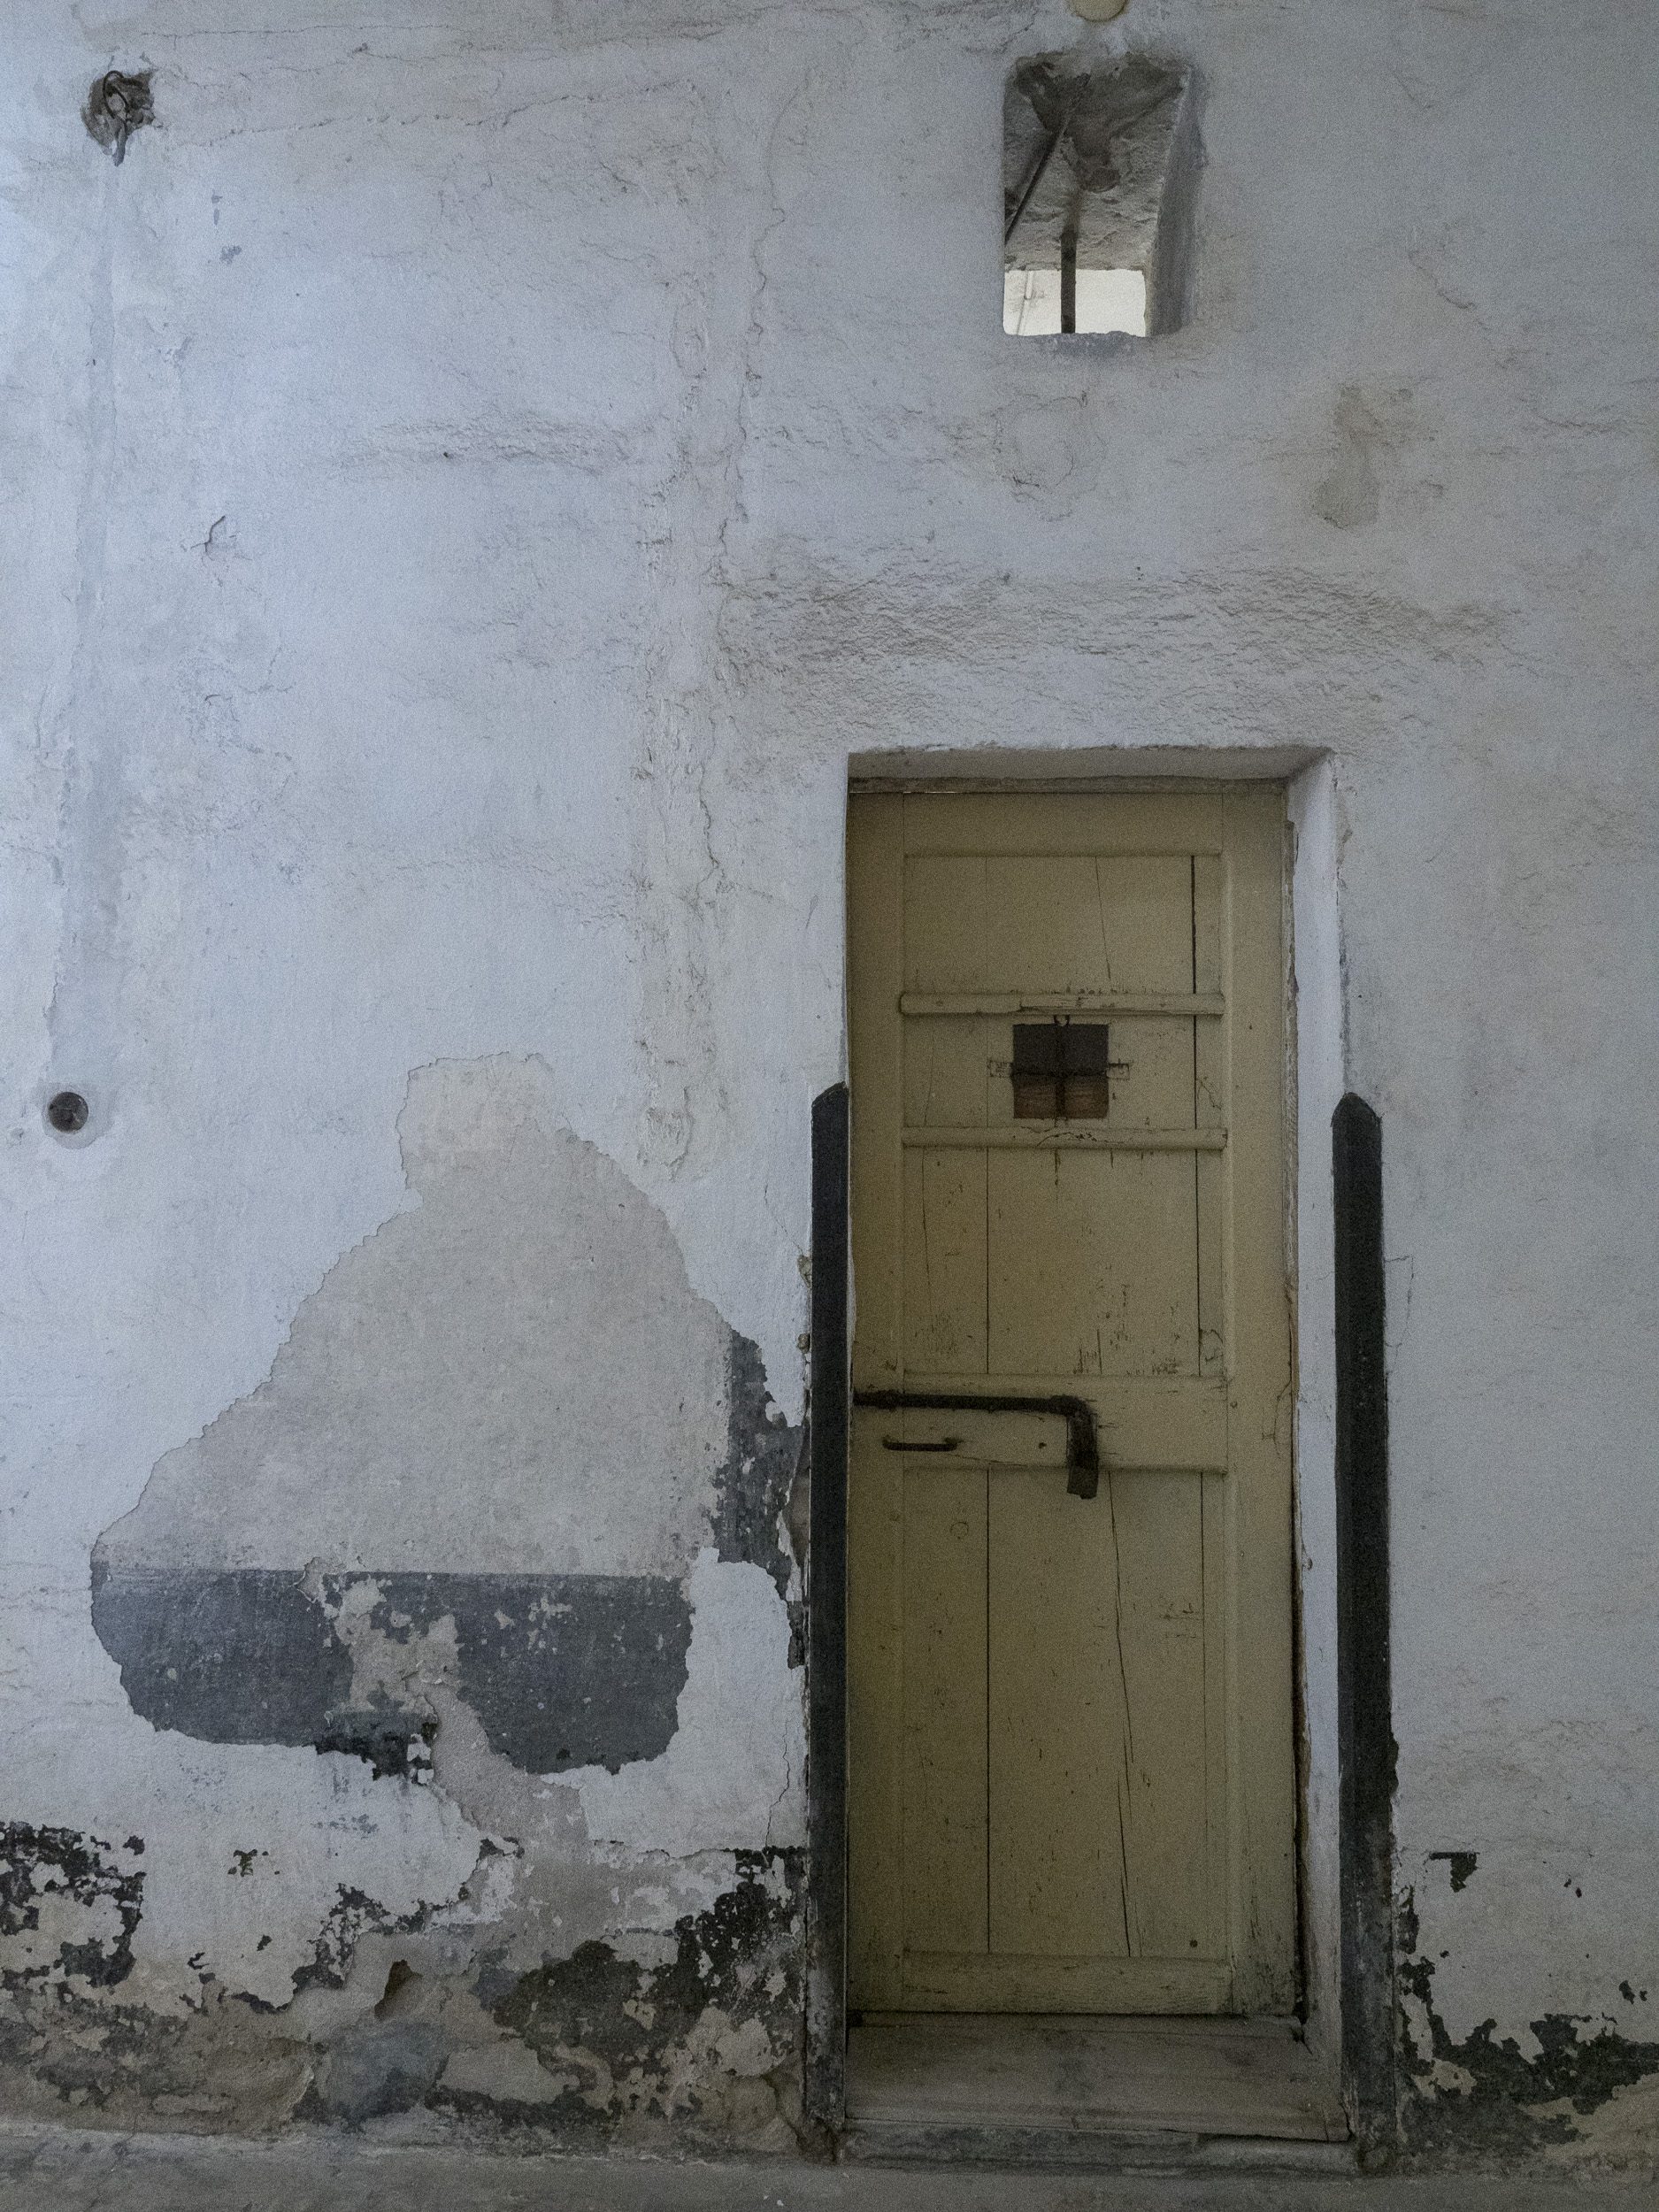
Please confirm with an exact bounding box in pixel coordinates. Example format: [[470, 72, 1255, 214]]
[[0, 2126, 1652, 2212]]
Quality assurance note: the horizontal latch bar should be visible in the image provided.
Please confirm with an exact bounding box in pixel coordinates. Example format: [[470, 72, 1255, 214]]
[[894, 1371, 1229, 1472], [902, 1125, 1227, 1152], [899, 992, 1225, 1018], [855, 1387, 1100, 1498]]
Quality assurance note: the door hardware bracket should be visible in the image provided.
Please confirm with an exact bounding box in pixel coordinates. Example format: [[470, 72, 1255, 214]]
[[853, 1389, 1101, 1499]]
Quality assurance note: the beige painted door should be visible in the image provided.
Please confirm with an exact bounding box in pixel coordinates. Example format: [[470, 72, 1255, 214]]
[[847, 790, 1294, 2016]]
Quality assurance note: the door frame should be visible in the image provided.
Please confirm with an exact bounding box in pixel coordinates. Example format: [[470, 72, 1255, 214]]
[[805, 755, 1387, 2146]]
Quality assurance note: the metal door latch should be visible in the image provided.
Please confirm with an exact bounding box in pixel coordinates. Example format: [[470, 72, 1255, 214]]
[[854, 1388, 1101, 1498]]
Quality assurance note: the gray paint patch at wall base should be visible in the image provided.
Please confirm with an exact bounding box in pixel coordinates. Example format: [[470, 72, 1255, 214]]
[[89, 1564, 353, 1747], [357, 1571, 693, 1773], [90, 1564, 692, 1774]]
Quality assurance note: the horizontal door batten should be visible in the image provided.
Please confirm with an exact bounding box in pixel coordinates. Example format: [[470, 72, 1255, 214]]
[[902, 1125, 1227, 1152], [899, 991, 1225, 1018]]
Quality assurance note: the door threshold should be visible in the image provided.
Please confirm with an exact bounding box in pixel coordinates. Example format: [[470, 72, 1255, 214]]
[[841, 2013, 1349, 2168], [837, 2122, 1358, 2175]]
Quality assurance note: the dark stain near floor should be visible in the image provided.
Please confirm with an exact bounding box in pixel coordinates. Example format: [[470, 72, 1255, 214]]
[[308, 2017, 451, 2124], [1427, 1849, 1479, 1893], [476, 1848, 805, 2144], [0, 1824, 144, 1991], [1397, 1894, 1659, 2154], [0, 1978, 311, 2126], [711, 1335, 803, 1600], [90, 1563, 692, 1775]]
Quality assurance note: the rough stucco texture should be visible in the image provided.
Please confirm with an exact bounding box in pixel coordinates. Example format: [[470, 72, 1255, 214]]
[[1, 0, 1656, 2164]]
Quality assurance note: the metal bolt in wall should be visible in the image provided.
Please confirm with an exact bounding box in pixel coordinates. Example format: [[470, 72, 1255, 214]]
[[83, 71, 153, 164]]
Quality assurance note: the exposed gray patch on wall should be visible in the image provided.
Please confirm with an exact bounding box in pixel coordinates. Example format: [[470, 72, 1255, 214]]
[[90, 1059, 794, 1782], [96, 1059, 733, 1581], [0, 1978, 311, 2126], [710, 1338, 802, 1601], [352, 1571, 692, 1772], [306, 2017, 450, 2125], [1314, 386, 1425, 531]]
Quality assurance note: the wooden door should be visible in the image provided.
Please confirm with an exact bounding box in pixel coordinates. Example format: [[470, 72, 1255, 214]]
[[846, 790, 1294, 2016]]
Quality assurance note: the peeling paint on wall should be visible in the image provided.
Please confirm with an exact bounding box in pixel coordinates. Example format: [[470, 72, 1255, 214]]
[[0, 1827, 144, 1993], [1397, 1891, 1659, 2161], [7, 1059, 810, 2144], [483, 1851, 803, 2144], [90, 1058, 800, 1786]]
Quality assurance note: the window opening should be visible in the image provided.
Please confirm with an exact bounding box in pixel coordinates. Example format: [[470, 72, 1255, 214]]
[[1002, 53, 1197, 338], [1011, 1021, 1117, 1119]]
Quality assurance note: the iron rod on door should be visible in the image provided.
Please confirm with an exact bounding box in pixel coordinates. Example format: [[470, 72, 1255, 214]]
[[852, 1388, 1102, 1499]]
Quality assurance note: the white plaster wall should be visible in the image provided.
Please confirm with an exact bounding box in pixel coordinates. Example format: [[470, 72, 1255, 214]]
[[2, 0, 1656, 2153]]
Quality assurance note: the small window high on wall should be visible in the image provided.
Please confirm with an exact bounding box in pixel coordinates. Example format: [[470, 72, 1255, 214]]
[[1003, 52, 1197, 338]]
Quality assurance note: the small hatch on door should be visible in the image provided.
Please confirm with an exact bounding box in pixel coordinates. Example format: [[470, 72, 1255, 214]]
[[1011, 1022, 1113, 1118]]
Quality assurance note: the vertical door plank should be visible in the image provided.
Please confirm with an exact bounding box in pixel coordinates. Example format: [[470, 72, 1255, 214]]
[[1201, 1468, 1231, 1962], [849, 797, 907, 1390], [847, 796, 908, 2008], [902, 1148, 988, 1374], [904, 1015, 992, 1128], [903, 855, 988, 991], [987, 1151, 1200, 1379], [1091, 1012, 1196, 1132], [902, 1461, 990, 1958], [986, 856, 1195, 995], [1113, 1471, 1212, 1958], [1193, 855, 1226, 1377], [988, 1469, 1128, 1959]]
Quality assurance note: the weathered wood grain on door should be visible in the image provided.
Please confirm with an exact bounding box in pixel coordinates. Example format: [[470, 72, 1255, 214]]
[[847, 791, 1294, 2016]]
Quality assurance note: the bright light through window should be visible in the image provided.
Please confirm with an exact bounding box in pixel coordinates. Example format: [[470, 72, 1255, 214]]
[[1002, 266, 1148, 337]]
